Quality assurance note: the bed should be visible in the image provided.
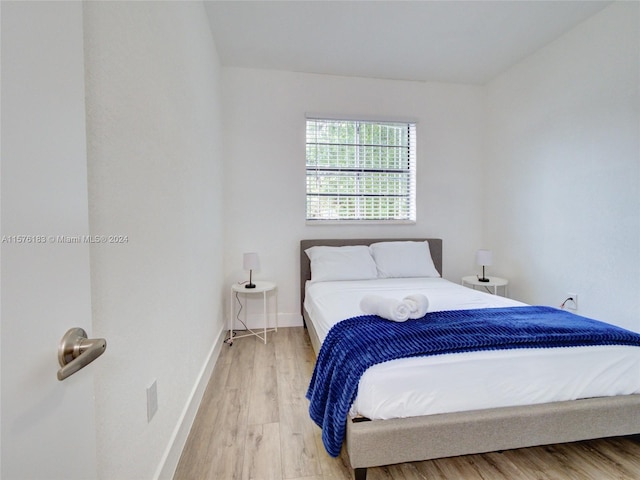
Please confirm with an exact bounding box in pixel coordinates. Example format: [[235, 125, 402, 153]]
[[300, 238, 640, 480]]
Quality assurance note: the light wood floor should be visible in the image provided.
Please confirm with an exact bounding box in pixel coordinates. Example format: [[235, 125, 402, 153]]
[[174, 327, 640, 480]]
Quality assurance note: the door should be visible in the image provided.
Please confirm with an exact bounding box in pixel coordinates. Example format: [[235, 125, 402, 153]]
[[1, 2, 99, 479]]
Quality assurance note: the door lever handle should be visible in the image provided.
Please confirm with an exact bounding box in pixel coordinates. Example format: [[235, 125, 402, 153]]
[[57, 328, 107, 381]]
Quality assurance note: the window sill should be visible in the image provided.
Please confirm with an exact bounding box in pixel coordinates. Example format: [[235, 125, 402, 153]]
[[305, 219, 416, 226]]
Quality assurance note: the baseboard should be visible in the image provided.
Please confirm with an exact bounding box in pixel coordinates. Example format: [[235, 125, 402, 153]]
[[154, 324, 225, 480]]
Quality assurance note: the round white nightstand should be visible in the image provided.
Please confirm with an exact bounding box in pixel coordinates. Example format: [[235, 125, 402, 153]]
[[461, 276, 509, 297], [229, 281, 278, 345]]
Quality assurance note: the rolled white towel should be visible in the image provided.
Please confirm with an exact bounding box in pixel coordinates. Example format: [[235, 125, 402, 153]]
[[403, 294, 430, 319], [360, 295, 411, 322]]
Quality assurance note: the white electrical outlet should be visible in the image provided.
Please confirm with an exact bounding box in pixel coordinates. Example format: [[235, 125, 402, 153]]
[[147, 380, 158, 422], [566, 293, 578, 310]]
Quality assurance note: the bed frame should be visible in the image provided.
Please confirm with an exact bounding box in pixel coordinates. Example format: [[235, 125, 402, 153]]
[[300, 238, 640, 480]]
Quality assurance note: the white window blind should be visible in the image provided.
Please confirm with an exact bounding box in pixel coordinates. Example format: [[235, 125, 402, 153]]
[[306, 117, 416, 222]]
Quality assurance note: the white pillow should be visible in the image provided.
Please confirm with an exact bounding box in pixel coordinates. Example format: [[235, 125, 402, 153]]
[[305, 245, 378, 283], [369, 241, 440, 278]]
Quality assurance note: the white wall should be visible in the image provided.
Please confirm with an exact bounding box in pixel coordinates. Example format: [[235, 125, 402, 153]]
[[485, 2, 640, 330], [222, 69, 486, 326], [83, 2, 225, 479]]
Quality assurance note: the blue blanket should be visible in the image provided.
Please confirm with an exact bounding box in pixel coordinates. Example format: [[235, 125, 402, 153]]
[[306, 306, 640, 457]]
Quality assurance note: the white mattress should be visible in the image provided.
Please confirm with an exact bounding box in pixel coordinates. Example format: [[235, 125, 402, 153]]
[[304, 277, 640, 420]]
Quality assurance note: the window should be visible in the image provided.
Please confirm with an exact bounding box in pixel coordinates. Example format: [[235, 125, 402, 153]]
[[306, 117, 416, 222]]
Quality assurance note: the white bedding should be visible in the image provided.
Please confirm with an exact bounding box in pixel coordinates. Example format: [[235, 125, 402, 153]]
[[304, 277, 640, 420]]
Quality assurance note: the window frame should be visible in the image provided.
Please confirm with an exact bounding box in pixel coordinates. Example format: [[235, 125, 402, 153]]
[[305, 115, 417, 224]]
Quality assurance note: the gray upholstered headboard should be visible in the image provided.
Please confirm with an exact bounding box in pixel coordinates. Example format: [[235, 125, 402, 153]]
[[299, 238, 443, 314]]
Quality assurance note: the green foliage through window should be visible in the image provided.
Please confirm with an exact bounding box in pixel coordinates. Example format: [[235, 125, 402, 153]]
[[306, 118, 416, 221]]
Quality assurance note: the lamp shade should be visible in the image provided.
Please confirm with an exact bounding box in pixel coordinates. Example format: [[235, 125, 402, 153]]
[[243, 252, 260, 271], [476, 249, 493, 267]]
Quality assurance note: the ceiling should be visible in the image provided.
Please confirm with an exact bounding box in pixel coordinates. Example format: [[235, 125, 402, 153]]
[[205, 0, 612, 85]]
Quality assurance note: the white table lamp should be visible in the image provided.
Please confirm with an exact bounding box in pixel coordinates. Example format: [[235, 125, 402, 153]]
[[476, 249, 492, 283], [243, 252, 260, 289]]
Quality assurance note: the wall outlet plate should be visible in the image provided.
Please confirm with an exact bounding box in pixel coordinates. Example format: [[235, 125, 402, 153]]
[[566, 293, 578, 310]]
